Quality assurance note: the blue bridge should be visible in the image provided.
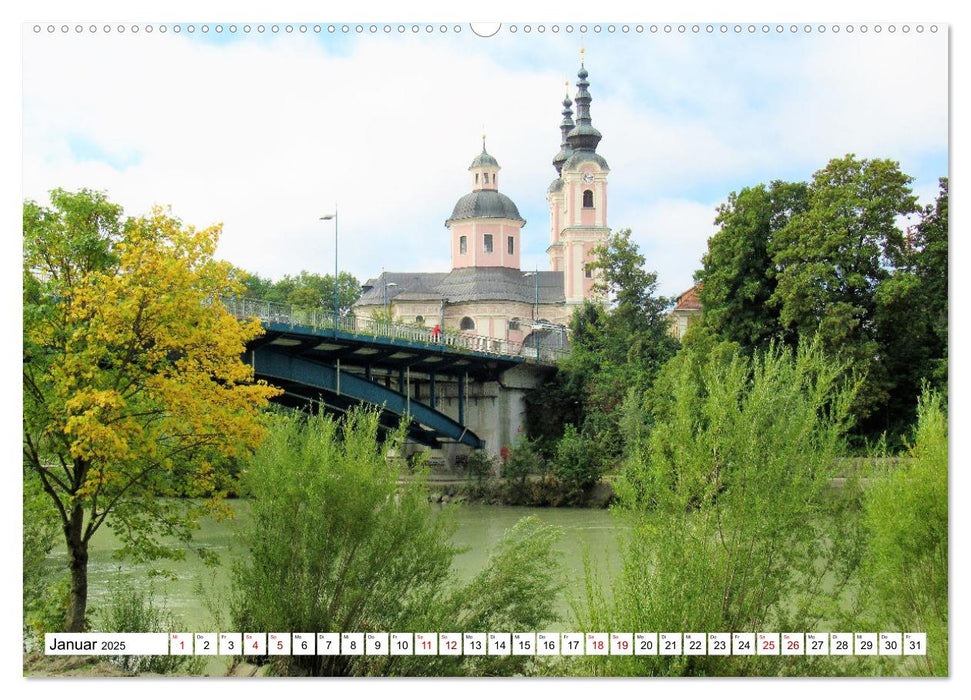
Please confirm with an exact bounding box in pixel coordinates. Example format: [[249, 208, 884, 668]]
[[225, 298, 565, 455]]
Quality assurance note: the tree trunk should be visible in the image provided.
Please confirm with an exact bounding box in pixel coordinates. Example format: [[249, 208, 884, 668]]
[[65, 505, 88, 633]]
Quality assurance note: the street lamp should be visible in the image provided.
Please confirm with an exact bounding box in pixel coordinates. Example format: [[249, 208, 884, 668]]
[[320, 207, 339, 337], [523, 268, 540, 360], [384, 281, 398, 316]]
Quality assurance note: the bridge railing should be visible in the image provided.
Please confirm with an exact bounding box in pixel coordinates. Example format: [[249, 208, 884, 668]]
[[220, 296, 569, 364]]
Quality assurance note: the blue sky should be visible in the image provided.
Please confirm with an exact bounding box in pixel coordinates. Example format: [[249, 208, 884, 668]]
[[22, 22, 948, 297]]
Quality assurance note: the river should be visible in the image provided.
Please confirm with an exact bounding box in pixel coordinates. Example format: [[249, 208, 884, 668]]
[[59, 502, 627, 633]]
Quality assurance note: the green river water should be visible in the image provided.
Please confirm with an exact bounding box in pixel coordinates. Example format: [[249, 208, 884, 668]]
[[58, 502, 627, 633]]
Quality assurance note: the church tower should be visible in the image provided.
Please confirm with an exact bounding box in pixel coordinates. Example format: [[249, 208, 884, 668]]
[[446, 138, 525, 270], [547, 52, 610, 306]]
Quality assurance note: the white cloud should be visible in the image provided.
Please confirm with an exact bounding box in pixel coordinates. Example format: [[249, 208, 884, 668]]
[[22, 26, 947, 297], [621, 198, 720, 298]]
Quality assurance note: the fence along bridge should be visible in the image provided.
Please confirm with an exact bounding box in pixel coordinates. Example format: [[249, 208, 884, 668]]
[[225, 298, 564, 453]]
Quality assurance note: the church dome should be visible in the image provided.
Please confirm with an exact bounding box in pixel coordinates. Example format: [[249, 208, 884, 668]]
[[447, 189, 524, 224], [469, 149, 499, 169]]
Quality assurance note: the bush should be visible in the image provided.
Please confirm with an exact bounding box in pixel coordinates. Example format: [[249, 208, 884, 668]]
[[581, 340, 863, 676], [23, 469, 69, 649], [230, 408, 562, 676], [465, 449, 496, 485], [98, 586, 205, 675], [860, 388, 947, 675], [551, 424, 604, 504], [501, 435, 543, 489]]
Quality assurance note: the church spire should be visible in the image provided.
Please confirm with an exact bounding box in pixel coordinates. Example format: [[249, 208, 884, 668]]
[[566, 49, 602, 153], [552, 80, 574, 175]]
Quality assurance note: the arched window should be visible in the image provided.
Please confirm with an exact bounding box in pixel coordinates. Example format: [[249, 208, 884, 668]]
[[416, 315, 424, 324], [483, 234, 493, 253], [460, 317, 475, 331], [475, 173, 479, 184], [459, 235, 467, 254], [483, 173, 489, 184], [582, 189, 594, 208], [507, 236, 515, 255]]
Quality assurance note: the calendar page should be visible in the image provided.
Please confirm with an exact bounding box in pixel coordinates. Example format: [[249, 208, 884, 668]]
[[19, 0, 951, 690]]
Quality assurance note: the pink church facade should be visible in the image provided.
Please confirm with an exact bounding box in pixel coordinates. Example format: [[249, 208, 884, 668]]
[[354, 59, 611, 353]]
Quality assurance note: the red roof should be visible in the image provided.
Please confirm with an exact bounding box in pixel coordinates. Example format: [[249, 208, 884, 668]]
[[673, 283, 702, 312]]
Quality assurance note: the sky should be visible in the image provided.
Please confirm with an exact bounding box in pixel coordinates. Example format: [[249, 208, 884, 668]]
[[21, 20, 948, 298]]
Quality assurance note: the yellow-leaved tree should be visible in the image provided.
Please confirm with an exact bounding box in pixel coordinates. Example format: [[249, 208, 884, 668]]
[[23, 189, 281, 632]]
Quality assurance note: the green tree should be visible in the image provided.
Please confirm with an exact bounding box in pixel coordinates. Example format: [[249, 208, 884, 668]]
[[23, 189, 279, 632], [527, 230, 677, 457], [873, 177, 949, 426], [699, 180, 809, 349], [235, 269, 275, 301], [770, 155, 920, 430], [230, 409, 562, 676], [23, 469, 66, 645], [235, 268, 361, 315], [699, 158, 947, 439]]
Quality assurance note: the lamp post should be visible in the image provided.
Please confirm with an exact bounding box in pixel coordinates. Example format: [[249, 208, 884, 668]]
[[439, 297, 447, 344], [524, 268, 540, 360], [384, 281, 398, 315], [320, 207, 339, 337]]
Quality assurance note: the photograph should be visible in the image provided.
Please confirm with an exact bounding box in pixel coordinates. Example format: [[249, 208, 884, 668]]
[[20, 11, 949, 683]]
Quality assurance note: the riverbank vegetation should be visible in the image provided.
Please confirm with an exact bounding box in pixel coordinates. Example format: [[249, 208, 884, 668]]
[[579, 339, 865, 675], [519, 154, 948, 676], [230, 408, 563, 676]]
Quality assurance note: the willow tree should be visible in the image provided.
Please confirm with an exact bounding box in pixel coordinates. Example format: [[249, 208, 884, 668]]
[[23, 189, 280, 632]]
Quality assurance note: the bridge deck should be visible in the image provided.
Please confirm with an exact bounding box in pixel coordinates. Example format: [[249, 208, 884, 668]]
[[223, 296, 567, 371]]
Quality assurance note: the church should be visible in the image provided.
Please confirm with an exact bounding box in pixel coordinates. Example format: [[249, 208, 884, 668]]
[[353, 57, 610, 350]]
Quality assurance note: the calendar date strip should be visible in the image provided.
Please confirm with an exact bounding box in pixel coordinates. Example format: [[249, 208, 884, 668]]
[[45, 632, 927, 657]]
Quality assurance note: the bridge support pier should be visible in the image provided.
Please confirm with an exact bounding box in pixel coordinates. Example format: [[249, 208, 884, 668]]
[[457, 373, 465, 426], [402, 363, 555, 474]]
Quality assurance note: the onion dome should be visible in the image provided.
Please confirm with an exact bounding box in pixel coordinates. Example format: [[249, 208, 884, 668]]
[[566, 55, 603, 153]]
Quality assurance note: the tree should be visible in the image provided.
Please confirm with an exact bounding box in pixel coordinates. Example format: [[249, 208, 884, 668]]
[[234, 268, 361, 316], [590, 228, 674, 345], [23, 189, 280, 632], [526, 230, 678, 462], [700, 156, 946, 438], [877, 177, 948, 415], [549, 423, 604, 504], [770, 155, 920, 429], [698, 180, 809, 349]]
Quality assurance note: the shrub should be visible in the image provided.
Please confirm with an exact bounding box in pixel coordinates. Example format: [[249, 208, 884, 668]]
[[98, 586, 204, 675], [551, 424, 604, 504], [23, 469, 69, 649], [581, 340, 863, 676], [465, 449, 496, 485], [860, 388, 947, 675], [501, 435, 543, 489], [230, 408, 562, 676]]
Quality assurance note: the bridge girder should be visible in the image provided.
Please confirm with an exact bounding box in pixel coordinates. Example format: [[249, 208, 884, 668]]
[[249, 346, 484, 449]]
